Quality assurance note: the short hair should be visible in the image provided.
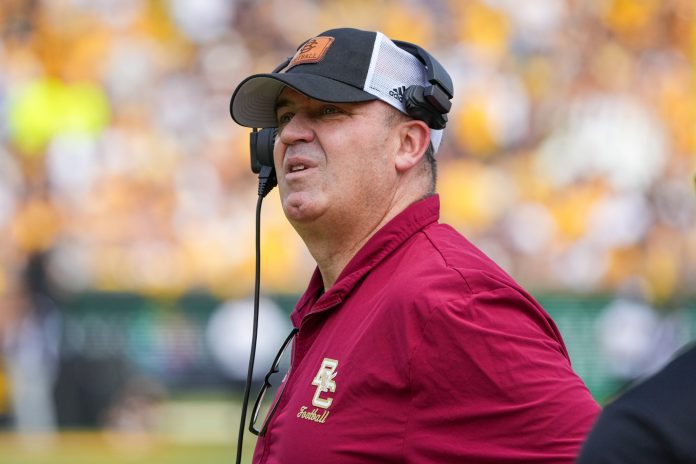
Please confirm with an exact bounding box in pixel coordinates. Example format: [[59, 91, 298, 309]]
[[423, 142, 437, 194]]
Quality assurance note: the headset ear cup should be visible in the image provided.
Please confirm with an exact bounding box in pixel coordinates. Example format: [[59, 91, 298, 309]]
[[404, 85, 425, 121], [404, 85, 447, 130], [259, 128, 276, 168], [250, 128, 276, 174]]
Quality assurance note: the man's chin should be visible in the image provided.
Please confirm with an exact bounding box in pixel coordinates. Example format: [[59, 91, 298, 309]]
[[282, 194, 324, 225]]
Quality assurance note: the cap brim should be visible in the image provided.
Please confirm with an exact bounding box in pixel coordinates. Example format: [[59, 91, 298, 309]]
[[230, 73, 378, 128]]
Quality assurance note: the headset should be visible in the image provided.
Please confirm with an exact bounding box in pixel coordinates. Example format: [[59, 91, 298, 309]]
[[248, 40, 453, 177], [393, 39, 453, 131]]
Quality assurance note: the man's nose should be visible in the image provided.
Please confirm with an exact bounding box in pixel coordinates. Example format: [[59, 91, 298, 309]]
[[278, 112, 315, 146]]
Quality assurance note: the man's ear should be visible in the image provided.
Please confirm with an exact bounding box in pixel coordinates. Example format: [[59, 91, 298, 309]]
[[395, 119, 430, 173]]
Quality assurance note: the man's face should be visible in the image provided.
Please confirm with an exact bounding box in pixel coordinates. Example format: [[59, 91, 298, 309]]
[[273, 87, 399, 232]]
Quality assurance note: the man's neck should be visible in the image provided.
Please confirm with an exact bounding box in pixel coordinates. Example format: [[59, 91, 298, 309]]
[[294, 190, 426, 290], [296, 217, 383, 290]]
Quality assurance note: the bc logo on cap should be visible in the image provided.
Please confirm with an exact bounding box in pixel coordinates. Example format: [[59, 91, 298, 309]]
[[287, 36, 335, 70]]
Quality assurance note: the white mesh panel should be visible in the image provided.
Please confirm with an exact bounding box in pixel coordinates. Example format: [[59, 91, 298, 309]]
[[366, 33, 426, 113], [364, 32, 444, 152]]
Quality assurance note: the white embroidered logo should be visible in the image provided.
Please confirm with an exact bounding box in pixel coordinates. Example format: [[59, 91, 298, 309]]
[[311, 358, 338, 409]]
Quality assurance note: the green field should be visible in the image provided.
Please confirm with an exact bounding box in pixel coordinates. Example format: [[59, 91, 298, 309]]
[[0, 431, 255, 464], [0, 399, 257, 464]]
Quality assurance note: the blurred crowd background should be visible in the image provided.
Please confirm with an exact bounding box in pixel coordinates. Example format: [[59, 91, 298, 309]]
[[0, 0, 694, 456]]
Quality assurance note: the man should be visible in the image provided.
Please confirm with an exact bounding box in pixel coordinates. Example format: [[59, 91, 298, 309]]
[[577, 342, 696, 463], [230, 27, 599, 463]]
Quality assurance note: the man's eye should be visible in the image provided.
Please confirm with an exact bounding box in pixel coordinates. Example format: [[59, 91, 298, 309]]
[[277, 112, 293, 125], [321, 106, 341, 115]]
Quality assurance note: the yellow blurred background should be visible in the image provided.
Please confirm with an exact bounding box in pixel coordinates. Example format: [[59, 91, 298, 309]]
[[0, 0, 694, 462]]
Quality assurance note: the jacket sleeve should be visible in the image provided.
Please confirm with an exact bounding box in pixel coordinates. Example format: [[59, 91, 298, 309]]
[[578, 344, 696, 464], [404, 287, 600, 463], [576, 404, 669, 464]]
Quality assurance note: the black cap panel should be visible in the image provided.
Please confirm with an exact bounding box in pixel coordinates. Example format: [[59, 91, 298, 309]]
[[230, 28, 379, 128]]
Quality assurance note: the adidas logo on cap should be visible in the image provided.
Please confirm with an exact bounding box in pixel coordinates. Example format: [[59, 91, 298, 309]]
[[389, 86, 407, 103]]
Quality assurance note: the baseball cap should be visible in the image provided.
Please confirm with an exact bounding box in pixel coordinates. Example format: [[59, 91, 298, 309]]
[[229, 28, 448, 152]]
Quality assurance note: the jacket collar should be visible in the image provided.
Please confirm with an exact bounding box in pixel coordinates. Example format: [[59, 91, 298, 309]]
[[291, 194, 440, 326]]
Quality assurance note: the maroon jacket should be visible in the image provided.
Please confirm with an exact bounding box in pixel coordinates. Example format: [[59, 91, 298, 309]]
[[253, 195, 599, 463]]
